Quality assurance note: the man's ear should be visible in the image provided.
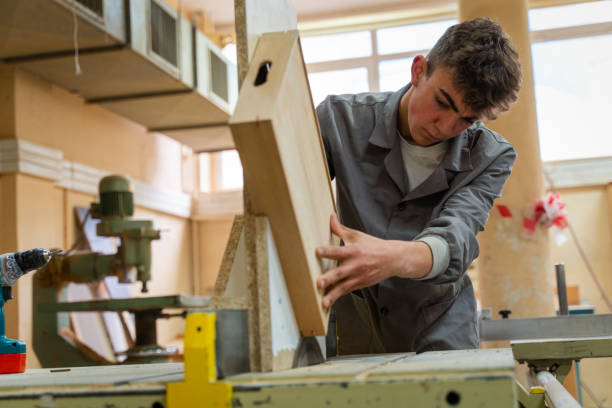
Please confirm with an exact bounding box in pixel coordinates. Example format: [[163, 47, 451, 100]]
[[410, 55, 428, 86]]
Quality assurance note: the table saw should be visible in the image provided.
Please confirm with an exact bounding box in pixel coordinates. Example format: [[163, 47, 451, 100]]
[[0, 348, 516, 407]]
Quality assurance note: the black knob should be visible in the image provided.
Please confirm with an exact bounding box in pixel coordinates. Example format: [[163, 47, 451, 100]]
[[499, 309, 512, 319]]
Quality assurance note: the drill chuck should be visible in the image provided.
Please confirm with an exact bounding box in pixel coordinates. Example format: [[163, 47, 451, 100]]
[[14, 248, 53, 273], [0, 249, 58, 286]]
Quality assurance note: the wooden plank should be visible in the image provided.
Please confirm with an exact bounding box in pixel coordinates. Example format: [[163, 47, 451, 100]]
[[260, 217, 300, 371], [229, 31, 336, 336], [234, 0, 297, 87]]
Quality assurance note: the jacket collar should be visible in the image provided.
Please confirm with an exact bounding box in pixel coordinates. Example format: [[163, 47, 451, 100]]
[[369, 84, 411, 149], [441, 126, 475, 173], [368, 83, 476, 198]]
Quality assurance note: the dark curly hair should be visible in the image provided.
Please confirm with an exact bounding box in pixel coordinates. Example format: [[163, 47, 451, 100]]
[[426, 17, 522, 120]]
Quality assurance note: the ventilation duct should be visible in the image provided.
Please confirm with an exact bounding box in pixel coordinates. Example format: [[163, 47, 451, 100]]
[[98, 29, 238, 152], [5, 0, 194, 100], [1, 1, 236, 152], [195, 31, 238, 113], [0, 0, 126, 59]]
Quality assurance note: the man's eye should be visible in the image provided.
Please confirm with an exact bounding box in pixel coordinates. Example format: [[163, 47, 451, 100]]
[[435, 97, 448, 108]]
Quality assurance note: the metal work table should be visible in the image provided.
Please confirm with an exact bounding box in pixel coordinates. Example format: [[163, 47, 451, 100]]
[[0, 348, 516, 407]]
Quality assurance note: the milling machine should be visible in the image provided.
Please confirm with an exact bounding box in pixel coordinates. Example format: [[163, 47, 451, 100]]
[[32, 175, 210, 367]]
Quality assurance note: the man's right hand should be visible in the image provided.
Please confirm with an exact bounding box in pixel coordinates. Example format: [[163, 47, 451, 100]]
[[315, 214, 433, 309]]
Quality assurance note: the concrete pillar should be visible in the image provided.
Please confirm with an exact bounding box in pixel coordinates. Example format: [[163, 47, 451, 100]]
[[458, 0, 556, 320]]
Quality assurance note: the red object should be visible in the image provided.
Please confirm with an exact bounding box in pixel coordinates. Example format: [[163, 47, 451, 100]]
[[0, 353, 26, 374], [523, 217, 537, 234], [496, 204, 513, 218]]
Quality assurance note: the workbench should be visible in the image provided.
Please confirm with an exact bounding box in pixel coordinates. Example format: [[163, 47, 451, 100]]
[[0, 348, 516, 407]]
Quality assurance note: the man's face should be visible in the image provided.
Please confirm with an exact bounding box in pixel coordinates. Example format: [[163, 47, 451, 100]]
[[401, 56, 478, 146]]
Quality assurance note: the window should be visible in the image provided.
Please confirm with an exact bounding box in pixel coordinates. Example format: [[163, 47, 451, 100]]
[[303, 19, 457, 103], [308, 68, 370, 106], [529, 1, 612, 30], [378, 57, 414, 93], [529, 1, 612, 161], [532, 34, 612, 161], [301, 31, 372, 63], [376, 19, 455, 54], [199, 150, 243, 193]]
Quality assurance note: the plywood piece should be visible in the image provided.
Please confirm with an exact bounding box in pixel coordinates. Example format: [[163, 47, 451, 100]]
[[229, 31, 335, 336], [210, 215, 299, 371], [254, 217, 300, 372], [265, 218, 300, 371], [234, 0, 297, 86], [213, 215, 247, 299]]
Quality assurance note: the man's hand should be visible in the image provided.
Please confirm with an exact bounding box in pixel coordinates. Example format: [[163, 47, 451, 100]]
[[315, 214, 433, 309]]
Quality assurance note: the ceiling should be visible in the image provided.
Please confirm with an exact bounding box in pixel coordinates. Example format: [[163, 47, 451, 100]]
[[180, 0, 449, 30]]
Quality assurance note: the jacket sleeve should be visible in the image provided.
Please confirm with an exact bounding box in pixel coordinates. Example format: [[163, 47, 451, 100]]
[[414, 144, 517, 284]]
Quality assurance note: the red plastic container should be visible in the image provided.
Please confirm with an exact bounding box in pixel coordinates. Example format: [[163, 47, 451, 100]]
[[0, 353, 26, 374]]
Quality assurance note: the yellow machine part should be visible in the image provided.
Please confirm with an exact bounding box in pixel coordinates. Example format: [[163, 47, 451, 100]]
[[166, 312, 232, 408]]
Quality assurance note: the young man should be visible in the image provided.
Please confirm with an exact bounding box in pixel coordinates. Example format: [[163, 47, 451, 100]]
[[315, 18, 521, 354]]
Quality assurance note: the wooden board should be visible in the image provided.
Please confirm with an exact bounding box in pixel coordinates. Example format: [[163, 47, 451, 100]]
[[229, 30, 336, 336], [234, 0, 297, 87]]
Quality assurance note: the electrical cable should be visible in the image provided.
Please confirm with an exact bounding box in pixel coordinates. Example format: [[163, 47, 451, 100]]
[[71, 0, 82, 75]]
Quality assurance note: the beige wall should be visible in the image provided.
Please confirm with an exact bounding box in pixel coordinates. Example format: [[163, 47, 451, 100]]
[[10, 68, 185, 193], [198, 218, 235, 295], [548, 185, 612, 407]]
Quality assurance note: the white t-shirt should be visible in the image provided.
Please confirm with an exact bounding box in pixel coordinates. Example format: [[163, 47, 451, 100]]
[[399, 131, 450, 280]]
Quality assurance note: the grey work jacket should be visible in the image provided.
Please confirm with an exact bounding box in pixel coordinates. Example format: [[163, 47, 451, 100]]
[[316, 84, 516, 353]]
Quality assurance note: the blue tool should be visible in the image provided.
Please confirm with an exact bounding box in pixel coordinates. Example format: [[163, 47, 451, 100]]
[[1, 248, 58, 374]]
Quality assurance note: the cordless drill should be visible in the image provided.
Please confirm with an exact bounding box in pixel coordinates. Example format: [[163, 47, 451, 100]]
[[1, 248, 58, 374]]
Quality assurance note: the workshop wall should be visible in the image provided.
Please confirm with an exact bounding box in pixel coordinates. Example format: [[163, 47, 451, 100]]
[[548, 185, 612, 407], [10, 68, 185, 193], [0, 174, 63, 369], [0, 65, 198, 368], [197, 218, 235, 295]]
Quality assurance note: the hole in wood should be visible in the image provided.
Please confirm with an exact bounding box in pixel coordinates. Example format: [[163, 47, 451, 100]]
[[254, 61, 272, 86]]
